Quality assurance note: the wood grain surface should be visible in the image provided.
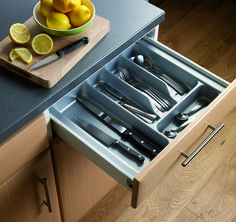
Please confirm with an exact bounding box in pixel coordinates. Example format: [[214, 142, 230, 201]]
[[156, 0, 236, 82]]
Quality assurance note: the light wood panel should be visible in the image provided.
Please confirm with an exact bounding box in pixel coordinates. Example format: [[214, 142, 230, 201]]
[[0, 148, 61, 222], [80, 184, 131, 222], [50, 137, 117, 222], [0, 113, 48, 185]]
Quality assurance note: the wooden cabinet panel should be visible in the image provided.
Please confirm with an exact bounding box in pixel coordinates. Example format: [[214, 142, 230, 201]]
[[51, 136, 117, 222], [131, 79, 236, 209], [0, 113, 49, 185], [0, 148, 61, 222]]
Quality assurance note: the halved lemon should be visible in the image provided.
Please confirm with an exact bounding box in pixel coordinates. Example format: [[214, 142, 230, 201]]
[[31, 34, 53, 55], [10, 48, 33, 64], [9, 23, 30, 44]]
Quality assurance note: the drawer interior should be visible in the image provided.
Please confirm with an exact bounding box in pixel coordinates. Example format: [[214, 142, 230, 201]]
[[49, 38, 226, 190]]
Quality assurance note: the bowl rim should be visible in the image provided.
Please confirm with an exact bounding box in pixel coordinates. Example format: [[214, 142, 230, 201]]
[[33, 0, 95, 32]]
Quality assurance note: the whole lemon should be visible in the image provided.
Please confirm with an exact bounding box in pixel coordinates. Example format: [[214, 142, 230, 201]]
[[53, 0, 77, 13], [40, 0, 54, 17], [46, 12, 71, 30], [68, 5, 91, 27], [74, 0, 81, 9]]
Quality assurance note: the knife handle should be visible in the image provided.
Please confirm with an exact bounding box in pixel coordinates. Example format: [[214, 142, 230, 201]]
[[112, 140, 145, 162], [123, 129, 160, 157], [56, 37, 89, 58]]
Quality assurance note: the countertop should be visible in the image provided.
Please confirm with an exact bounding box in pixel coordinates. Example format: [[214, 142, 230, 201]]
[[0, 0, 164, 143]]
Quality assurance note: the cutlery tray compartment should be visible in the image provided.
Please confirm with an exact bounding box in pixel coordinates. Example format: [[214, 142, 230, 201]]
[[49, 37, 226, 191]]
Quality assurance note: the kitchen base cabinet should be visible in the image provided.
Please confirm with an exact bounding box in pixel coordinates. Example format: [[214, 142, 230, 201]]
[[50, 136, 118, 222], [0, 148, 61, 222]]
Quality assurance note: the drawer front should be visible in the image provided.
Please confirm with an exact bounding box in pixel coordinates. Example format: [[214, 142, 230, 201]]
[[49, 37, 228, 207], [0, 113, 49, 184], [132, 78, 236, 209]]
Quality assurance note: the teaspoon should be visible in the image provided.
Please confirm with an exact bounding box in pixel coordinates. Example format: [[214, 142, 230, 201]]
[[164, 122, 190, 138], [176, 99, 209, 122]]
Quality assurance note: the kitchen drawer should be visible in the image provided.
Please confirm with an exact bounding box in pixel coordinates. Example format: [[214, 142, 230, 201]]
[[49, 37, 228, 208]]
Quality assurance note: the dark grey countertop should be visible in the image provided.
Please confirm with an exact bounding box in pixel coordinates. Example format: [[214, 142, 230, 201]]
[[0, 0, 164, 143]]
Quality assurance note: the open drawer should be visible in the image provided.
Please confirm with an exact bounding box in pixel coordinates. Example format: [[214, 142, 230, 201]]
[[49, 36, 228, 208]]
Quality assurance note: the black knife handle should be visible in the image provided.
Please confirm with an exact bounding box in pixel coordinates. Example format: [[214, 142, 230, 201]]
[[123, 129, 160, 157], [112, 140, 145, 162], [56, 37, 89, 58]]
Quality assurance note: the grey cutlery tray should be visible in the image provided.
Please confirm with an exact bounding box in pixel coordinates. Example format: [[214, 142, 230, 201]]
[[49, 37, 226, 190]]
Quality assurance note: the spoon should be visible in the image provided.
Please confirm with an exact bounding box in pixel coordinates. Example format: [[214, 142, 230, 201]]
[[131, 55, 189, 95], [164, 122, 190, 138], [175, 99, 209, 122]]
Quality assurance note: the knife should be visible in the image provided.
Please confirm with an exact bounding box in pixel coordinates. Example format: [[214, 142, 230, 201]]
[[30, 37, 89, 70], [77, 98, 161, 157], [77, 117, 145, 162]]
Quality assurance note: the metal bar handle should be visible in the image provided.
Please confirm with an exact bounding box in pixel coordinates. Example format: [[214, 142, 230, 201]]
[[39, 178, 53, 213], [181, 123, 224, 167]]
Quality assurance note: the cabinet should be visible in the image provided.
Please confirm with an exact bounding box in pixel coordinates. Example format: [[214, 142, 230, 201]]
[[0, 114, 61, 222], [0, 148, 61, 222], [51, 136, 118, 222]]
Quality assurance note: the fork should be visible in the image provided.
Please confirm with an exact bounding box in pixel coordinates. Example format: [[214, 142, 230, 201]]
[[115, 68, 173, 111]]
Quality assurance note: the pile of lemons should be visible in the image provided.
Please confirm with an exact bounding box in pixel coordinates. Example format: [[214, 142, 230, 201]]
[[40, 0, 92, 30]]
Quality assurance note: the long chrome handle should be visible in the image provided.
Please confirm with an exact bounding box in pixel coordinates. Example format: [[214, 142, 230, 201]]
[[39, 178, 52, 213], [181, 123, 224, 167]]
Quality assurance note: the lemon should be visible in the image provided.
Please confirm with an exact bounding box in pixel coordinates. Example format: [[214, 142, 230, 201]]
[[9, 49, 20, 61], [9, 23, 30, 44], [74, 0, 81, 9], [46, 12, 71, 30], [68, 5, 91, 27], [31, 34, 53, 55], [53, 0, 77, 13], [10, 48, 33, 64], [40, 0, 54, 17]]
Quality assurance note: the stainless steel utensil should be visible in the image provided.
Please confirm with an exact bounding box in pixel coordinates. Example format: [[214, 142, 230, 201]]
[[77, 98, 161, 157], [115, 68, 173, 112], [102, 82, 157, 123], [164, 122, 190, 138], [175, 98, 209, 122], [131, 55, 189, 95], [117, 101, 157, 123], [77, 117, 145, 162]]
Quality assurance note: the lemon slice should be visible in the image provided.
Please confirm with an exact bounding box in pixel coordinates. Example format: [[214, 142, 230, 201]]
[[9, 23, 30, 44], [9, 49, 20, 61], [31, 34, 53, 55], [10, 48, 33, 64]]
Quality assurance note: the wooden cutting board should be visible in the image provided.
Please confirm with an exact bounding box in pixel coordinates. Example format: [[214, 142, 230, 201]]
[[0, 15, 110, 88]]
